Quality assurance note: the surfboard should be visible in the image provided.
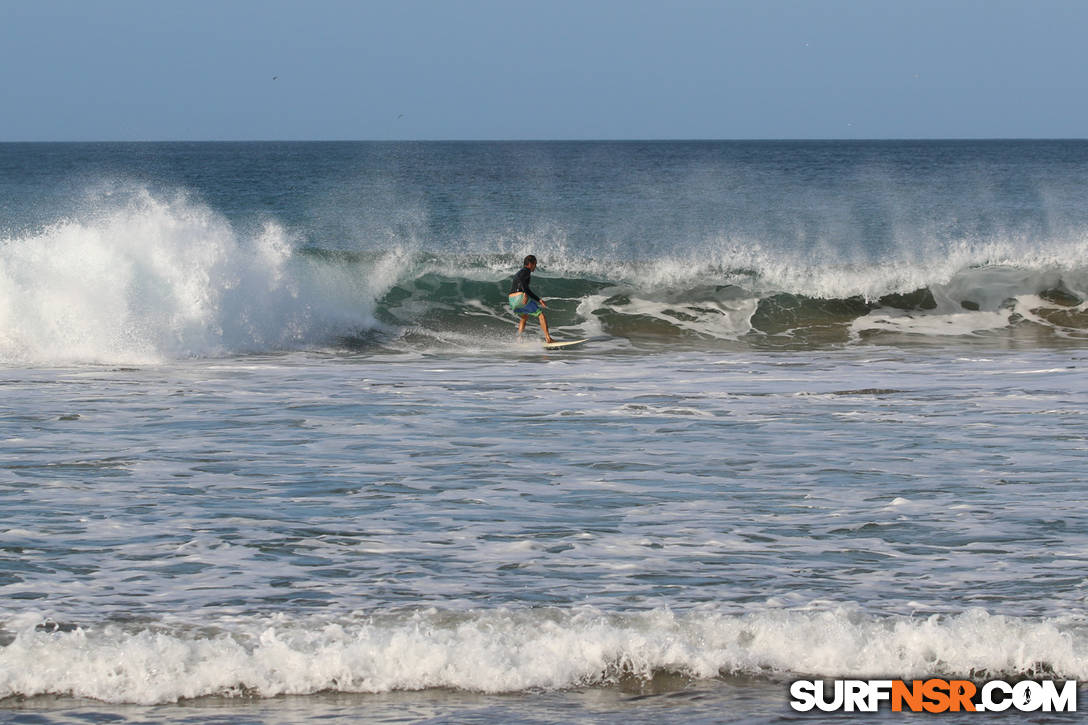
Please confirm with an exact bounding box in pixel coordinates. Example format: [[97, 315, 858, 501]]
[[543, 339, 589, 349]]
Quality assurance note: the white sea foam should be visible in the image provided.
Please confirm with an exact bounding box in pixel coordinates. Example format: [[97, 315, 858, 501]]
[[851, 309, 1014, 338], [499, 226, 1088, 302], [0, 188, 388, 365], [1, 608, 1085, 705]]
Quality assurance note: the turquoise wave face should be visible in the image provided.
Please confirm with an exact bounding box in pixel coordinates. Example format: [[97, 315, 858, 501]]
[[362, 256, 1088, 351]]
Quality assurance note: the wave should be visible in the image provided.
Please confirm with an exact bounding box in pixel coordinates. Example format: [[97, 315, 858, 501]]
[[371, 256, 1088, 350], [3, 188, 1088, 364], [0, 189, 386, 365], [1, 607, 1085, 705]]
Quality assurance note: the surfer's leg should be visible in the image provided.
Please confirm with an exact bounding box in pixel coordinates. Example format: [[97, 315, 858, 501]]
[[538, 313, 554, 343], [518, 314, 528, 335]]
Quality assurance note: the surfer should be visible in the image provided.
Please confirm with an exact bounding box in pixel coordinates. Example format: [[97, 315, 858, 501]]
[[508, 254, 555, 343]]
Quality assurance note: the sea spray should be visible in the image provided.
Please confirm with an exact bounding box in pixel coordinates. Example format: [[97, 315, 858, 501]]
[[0, 188, 386, 364]]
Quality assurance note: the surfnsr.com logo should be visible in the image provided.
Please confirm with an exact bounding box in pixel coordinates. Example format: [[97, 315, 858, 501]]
[[789, 679, 1078, 713]]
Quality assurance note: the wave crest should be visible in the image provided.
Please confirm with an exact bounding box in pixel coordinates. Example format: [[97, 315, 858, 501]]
[[2, 608, 1085, 704], [0, 189, 384, 364]]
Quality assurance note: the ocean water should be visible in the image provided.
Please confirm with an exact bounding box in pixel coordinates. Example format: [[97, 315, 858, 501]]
[[1, 141, 1087, 723]]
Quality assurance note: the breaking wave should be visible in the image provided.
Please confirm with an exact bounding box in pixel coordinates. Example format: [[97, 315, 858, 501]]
[[2, 188, 1088, 364], [0, 189, 388, 364], [1, 607, 1085, 704]]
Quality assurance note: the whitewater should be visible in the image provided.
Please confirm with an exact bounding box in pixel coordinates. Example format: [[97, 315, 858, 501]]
[[2, 141, 1088, 723]]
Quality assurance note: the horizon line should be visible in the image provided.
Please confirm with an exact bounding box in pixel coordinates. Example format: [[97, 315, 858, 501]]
[[2, 136, 1087, 144]]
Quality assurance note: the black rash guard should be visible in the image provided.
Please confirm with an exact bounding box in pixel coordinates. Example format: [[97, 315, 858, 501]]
[[509, 266, 540, 301]]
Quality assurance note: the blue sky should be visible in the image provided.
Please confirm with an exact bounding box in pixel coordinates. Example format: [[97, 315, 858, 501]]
[[3, 0, 1086, 140]]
